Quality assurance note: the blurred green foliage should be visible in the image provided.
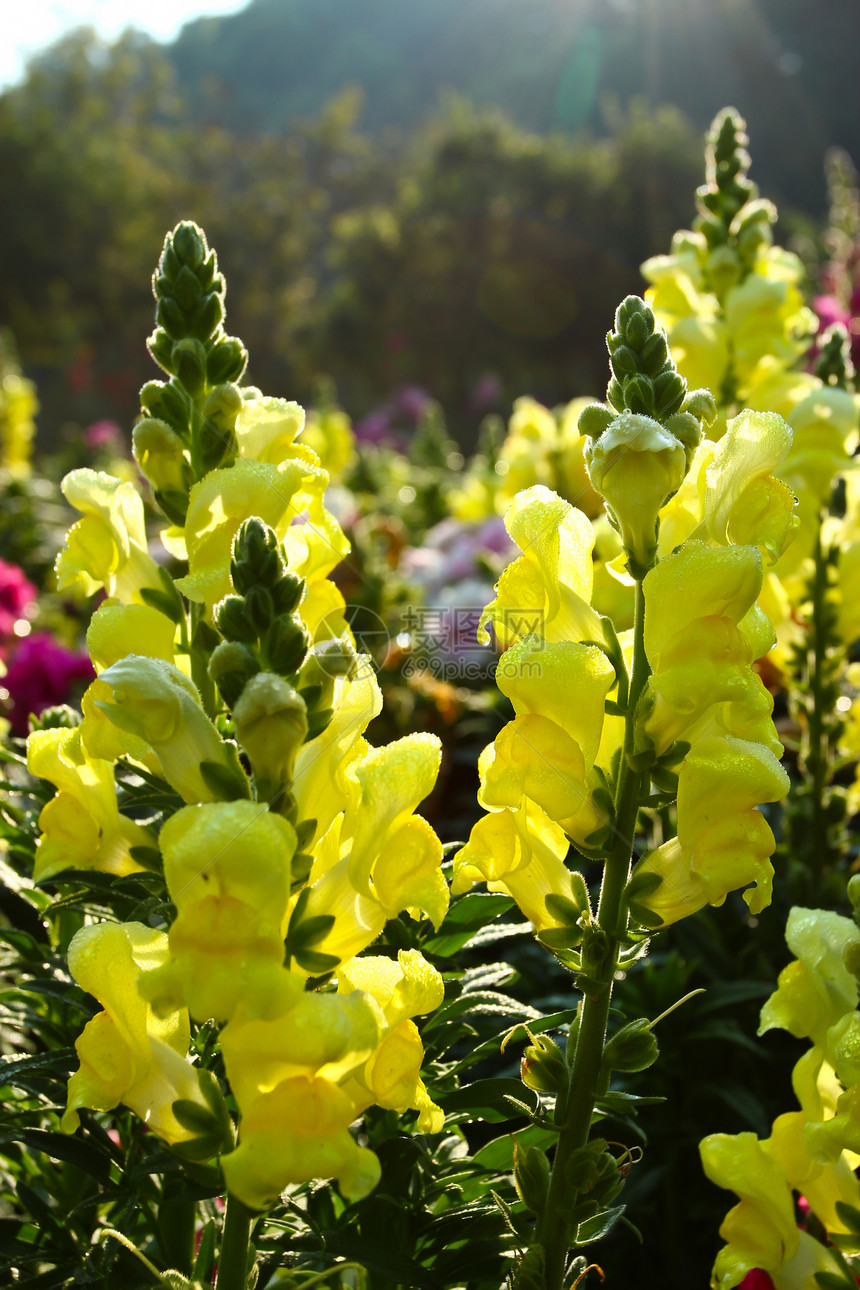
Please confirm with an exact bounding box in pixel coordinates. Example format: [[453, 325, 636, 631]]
[[0, 29, 704, 444]]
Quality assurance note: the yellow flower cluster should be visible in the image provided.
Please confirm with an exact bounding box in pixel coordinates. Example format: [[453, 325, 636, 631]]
[[29, 349, 446, 1207], [455, 404, 793, 932], [701, 906, 860, 1288], [641, 110, 860, 675], [0, 361, 37, 477], [451, 395, 602, 523]]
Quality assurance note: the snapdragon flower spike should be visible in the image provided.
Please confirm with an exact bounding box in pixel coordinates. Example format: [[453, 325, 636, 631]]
[[43, 221, 448, 1229], [642, 109, 816, 428], [578, 296, 715, 576]]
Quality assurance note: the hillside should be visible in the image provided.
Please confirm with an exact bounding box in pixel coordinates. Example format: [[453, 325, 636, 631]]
[[168, 0, 860, 214]]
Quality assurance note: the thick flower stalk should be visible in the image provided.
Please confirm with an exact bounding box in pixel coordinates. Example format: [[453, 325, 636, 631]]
[[455, 295, 793, 1290], [702, 901, 860, 1289], [26, 222, 447, 1287]]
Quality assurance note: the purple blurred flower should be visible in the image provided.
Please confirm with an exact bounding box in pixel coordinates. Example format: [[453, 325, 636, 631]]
[[469, 372, 502, 412], [354, 409, 399, 446], [4, 633, 94, 733], [402, 516, 517, 600], [0, 559, 37, 642], [392, 384, 431, 423]]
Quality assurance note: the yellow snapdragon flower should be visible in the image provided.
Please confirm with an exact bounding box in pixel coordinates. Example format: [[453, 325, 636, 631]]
[[634, 736, 788, 925], [26, 727, 153, 883], [453, 803, 576, 936], [478, 637, 615, 844], [62, 921, 207, 1144], [220, 1075, 381, 1209], [55, 469, 164, 603], [142, 801, 297, 1022], [478, 485, 603, 649]]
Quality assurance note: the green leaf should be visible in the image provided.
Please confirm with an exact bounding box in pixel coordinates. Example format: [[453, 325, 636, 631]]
[[834, 1202, 860, 1235], [595, 1090, 665, 1116], [424, 893, 515, 955], [192, 1219, 216, 1283], [424, 990, 542, 1033], [473, 1124, 557, 1172], [815, 1273, 860, 1290], [441, 1079, 540, 1123], [0, 1048, 77, 1088], [18, 1128, 112, 1185], [575, 1203, 626, 1245]]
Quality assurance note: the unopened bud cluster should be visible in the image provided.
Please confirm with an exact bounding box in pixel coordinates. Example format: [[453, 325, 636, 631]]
[[211, 517, 356, 811], [133, 222, 249, 520], [694, 107, 776, 282], [578, 296, 715, 575]]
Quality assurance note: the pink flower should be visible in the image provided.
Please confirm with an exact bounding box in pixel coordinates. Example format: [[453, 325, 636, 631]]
[[0, 559, 37, 642], [4, 633, 94, 734], [814, 294, 852, 333], [83, 420, 122, 450]]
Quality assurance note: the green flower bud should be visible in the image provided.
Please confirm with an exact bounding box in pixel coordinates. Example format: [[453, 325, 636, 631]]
[[609, 344, 638, 380], [172, 338, 207, 394], [245, 585, 276, 635], [233, 672, 308, 790], [231, 517, 285, 593], [640, 331, 669, 375], [208, 641, 260, 708], [652, 368, 687, 419], [215, 594, 258, 645], [271, 572, 306, 616], [520, 1032, 568, 1095], [140, 380, 189, 434], [585, 412, 687, 575], [622, 375, 656, 416], [132, 418, 192, 496], [156, 296, 187, 341], [188, 291, 225, 342], [577, 402, 614, 440], [615, 296, 654, 346], [172, 221, 208, 271], [207, 336, 248, 386], [265, 615, 310, 676], [146, 328, 174, 376], [601, 1017, 659, 1074], [513, 1144, 551, 1216], [682, 388, 718, 426], [171, 264, 204, 313], [198, 382, 242, 472]]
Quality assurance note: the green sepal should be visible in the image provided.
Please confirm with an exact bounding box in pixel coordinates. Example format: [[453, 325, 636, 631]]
[[139, 566, 186, 625], [601, 1018, 659, 1074], [198, 756, 252, 802]]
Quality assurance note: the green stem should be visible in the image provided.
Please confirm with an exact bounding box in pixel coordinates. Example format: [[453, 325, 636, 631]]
[[214, 1193, 253, 1290], [535, 580, 650, 1289]]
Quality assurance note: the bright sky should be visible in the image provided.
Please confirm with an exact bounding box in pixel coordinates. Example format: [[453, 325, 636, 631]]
[[0, 0, 248, 89]]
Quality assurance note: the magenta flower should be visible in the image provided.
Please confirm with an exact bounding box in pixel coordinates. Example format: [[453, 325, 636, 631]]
[[0, 559, 37, 642], [84, 419, 123, 450], [738, 1272, 775, 1290], [4, 633, 94, 733]]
